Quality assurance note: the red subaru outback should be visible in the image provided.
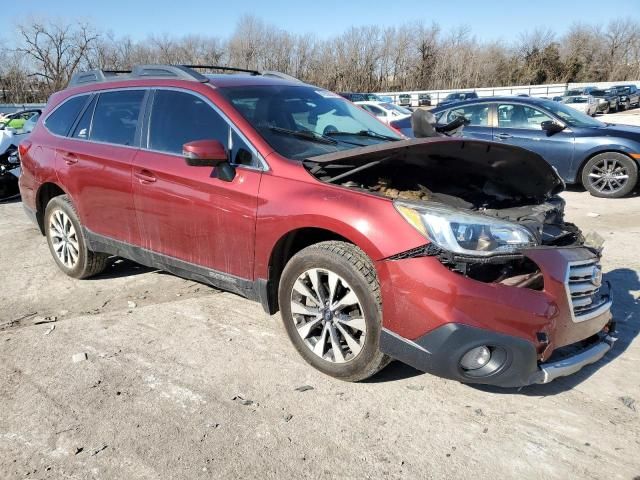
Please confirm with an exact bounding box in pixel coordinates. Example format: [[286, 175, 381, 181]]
[[19, 65, 615, 386]]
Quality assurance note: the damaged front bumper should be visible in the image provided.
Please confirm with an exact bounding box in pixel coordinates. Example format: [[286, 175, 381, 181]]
[[377, 246, 615, 388]]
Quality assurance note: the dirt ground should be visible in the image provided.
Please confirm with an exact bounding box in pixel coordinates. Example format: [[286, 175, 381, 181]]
[[1, 113, 639, 479]]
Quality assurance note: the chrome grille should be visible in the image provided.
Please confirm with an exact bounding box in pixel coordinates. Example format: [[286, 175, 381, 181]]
[[566, 259, 610, 321]]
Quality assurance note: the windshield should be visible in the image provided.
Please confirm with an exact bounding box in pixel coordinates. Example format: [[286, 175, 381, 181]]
[[540, 99, 603, 127], [616, 87, 631, 95], [564, 97, 587, 104], [565, 89, 584, 96], [380, 103, 411, 115], [219, 85, 402, 160]]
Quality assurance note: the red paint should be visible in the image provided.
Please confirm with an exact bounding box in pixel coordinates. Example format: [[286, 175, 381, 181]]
[[19, 74, 608, 355]]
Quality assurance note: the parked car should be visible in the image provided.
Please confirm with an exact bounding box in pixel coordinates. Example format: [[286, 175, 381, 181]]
[[437, 91, 478, 107], [19, 65, 615, 387], [562, 95, 599, 117], [612, 85, 640, 110], [338, 92, 384, 102], [0, 109, 41, 199], [397, 93, 411, 107], [431, 96, 640, 197], [589, 89, 618, 114], [418, 93, 431, 106], [564, 87, 598, 97], [355, 101, 412, 125]]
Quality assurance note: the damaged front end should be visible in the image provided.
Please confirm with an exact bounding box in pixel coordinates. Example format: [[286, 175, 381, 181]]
[[304, 138, 586, 285]]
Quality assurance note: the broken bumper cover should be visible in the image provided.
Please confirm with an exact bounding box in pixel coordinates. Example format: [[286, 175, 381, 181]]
[[380, 323, 615, 388]]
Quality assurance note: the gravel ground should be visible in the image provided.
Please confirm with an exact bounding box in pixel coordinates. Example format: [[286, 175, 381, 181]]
[[1, 111, 639, 480]]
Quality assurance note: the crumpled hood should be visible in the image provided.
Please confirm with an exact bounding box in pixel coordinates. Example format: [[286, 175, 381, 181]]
[[306, 138, 565, 200]]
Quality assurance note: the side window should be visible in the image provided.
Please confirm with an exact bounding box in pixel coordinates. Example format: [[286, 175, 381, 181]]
[[72, 96, 97, 139], [149, 90, 229, 155], [230, 130, 255, 166], [91, 90, 145, 146], [446, 104, 489, 126], [498, 104, 552, 130], [45, 95, 89, 136]]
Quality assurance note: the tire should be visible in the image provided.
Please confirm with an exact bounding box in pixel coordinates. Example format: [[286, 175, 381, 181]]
[[278, 241, 390, 381], [581, 152, 638, 198], [44, 195, 110, 279], [603, 104, 610, 114]]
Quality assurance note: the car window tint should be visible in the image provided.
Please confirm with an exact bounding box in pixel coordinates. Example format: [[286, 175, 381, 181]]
[[446, 104, 489, 126], [45, 95, 89, 136], [149, 90, 229, 155], [498, 104, 553, 130], [364, 105, 384, 116], [71, 96, 97, 139], [91, 90, 144, 146]]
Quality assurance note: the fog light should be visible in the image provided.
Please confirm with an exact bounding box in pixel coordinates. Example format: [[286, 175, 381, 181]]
[[460, 346, 491, 370]]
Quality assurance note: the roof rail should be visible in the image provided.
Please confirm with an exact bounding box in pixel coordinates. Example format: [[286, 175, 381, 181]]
[[67, 64, 302, 88], [182, 64, 261, 76]]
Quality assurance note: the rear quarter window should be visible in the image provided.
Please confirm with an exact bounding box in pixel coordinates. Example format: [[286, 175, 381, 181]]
[[45, 95, 90, 136], [90, 90, 145, 146]]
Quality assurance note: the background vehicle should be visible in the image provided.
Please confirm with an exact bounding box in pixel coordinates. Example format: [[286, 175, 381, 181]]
[[437, 91, 478, 107], [398, 93, 411, 107], [338, 92, 384, 102], [562, 95, 598, 116], [418, 93, 431, 106], [564, 86, 598, 97], [612, 84, 640, 110], [590, 89, 618, 113], [356, 101, 412, 125], [0, 109, 41, 199], [432, 96, 640, 197], [19, 64, 614, 387]]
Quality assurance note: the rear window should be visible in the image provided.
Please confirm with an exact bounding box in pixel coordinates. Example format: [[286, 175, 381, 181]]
[[90, 90, 145, 146], [45, 95, 89, 136]]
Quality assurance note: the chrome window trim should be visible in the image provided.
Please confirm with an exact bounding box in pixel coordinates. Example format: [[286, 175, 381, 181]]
[[146, 86, 269, 172]]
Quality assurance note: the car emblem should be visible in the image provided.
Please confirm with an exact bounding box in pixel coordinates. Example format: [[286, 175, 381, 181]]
[[591, 266, 603, 288]]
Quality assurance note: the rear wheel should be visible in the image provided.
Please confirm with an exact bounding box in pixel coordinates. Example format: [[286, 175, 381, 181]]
[[44, 195, 110, 278], [581, 152, 638, 198], [278, 241, 389, 381]]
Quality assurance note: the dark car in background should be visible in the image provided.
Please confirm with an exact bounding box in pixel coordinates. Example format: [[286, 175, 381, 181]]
[[437, 91, 478, 107], [590, 89, 618, 113], [612, 85, 639, 110], [431, 96, 640, 198]]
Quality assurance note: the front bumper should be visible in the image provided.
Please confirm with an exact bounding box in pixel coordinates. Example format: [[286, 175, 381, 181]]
[[377, 246, 614, 387], [381, 323, 616, 387]]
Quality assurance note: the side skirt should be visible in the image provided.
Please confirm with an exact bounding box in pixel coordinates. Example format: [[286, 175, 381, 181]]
[[84, 228, 272, 312]]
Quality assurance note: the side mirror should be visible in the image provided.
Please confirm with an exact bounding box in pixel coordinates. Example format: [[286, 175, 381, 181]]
[[541, 120, 565, 134], [183, 139, 236, 182]]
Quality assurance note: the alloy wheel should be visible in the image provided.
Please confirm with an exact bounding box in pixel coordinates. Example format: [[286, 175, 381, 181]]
[[290, 268, 366, 363], [587, 158, 630, 194], [49, 209, 80, 268]]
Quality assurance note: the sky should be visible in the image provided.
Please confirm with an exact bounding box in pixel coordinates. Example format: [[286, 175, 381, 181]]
[[2, 0, 640, 44]]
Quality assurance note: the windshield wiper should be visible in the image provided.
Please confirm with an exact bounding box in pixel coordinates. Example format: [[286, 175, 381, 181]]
[[268, 126, 337, 145], [325, 130, 400, 141]]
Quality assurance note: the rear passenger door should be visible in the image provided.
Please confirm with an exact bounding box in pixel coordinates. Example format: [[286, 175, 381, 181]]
[[55, 89, 146, 245], [440, 103, 493, 141], [132, 88, 262, 280]]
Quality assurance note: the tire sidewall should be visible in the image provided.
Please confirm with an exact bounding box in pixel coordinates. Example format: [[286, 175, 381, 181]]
[[581, 153, 638, 198], [44, 196, 89, 278], [279, 246, 383, 380]]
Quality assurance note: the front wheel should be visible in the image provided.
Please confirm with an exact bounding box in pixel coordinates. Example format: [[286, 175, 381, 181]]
[[44, 195, 110, 278], [581, 153, 638, 198], [278, 241, 389, 381]]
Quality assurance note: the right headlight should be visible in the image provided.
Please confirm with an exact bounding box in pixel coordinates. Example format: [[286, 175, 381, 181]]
[[394, 201, 537, 256]]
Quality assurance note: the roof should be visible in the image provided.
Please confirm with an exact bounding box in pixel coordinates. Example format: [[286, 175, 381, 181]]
[[432, 95, 555, 111]]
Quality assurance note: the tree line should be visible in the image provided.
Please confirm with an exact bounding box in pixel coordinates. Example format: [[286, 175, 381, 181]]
[[1, 15, 640, 103]]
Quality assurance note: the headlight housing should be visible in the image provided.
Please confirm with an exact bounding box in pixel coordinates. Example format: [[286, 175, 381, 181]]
[[395, 201, 537, 256]]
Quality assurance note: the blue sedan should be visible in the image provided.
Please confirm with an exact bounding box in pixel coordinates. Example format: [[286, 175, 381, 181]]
[[429, 97, 640, 198]]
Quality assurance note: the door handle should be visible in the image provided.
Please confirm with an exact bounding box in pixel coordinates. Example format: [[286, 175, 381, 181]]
[[62, 153, 78, 165], [134, 169, 157, 183], [496, 133, 512, 140]]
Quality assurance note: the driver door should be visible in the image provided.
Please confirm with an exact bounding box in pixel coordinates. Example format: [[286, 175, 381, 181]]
[[132, 88, 263, 280]]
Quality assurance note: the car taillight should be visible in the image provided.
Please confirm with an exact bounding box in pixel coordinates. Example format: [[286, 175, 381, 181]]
[[18, 140, 32, 159]]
